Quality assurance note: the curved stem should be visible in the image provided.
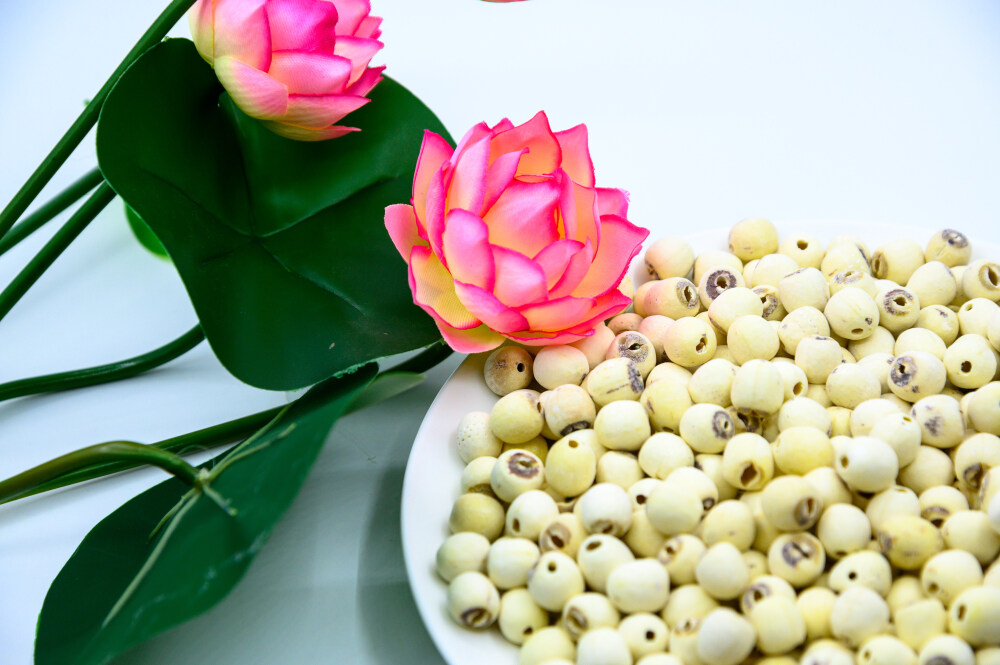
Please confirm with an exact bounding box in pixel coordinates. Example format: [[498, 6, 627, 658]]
[[0, 168, 105, 258], [0, 324, 204, 402], [0, 340, 455, 504], [0, 183, 116, 324], [0, 0, 198, 239], [388, 339, 454, 375], [7, 407, 286, 502], [0, 441, 200, 504]]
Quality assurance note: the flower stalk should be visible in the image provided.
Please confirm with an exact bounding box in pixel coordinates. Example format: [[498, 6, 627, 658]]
[[0, 0, 197, 239], [0, 168, 105, 258], [0, 324, 205, 402], [0, 182, 116, 324], [0, 339, 454, 504], [0, 441, 203, 505]]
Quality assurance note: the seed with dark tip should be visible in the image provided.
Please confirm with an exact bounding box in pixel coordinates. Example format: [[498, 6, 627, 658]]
[[508, 452, 541, 479]]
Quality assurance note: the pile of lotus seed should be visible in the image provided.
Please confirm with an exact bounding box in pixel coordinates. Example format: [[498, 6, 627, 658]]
[[435, 219, 1000, 665]]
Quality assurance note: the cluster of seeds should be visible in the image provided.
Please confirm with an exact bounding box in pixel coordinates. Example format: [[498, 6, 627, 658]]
[[436, 219, 1000, 665]]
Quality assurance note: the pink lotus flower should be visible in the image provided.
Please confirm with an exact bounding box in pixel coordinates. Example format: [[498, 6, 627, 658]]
[[386, 112, 649, 353], [188, 0, 384, 141]]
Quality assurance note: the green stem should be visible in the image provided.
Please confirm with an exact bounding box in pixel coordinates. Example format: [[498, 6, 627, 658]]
[[0, 339, 455, 503], [0, 183, 116, 323], [0, 168, 105, 258], [0, 0, 197, 239], [0, 441, 201, 504], [388, 339, 454, 375], [8, 407, 285, 503], [0, 324, 204, 402]]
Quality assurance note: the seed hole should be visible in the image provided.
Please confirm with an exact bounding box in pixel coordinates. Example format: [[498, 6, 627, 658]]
[[864, 650, 871, 660], [665, 543, 679, 555], [928, 582, 939, 593], [696, 336, 707, 352], [760, 294, 768, 304], [703, 498, 715, 510], [586, 541, 601, 551], [462, 608, 489, 627], [793, 382, 804, 395], [894, 296, 907, 307], [716, 275, 728, 288], [961, 361, 972, 373], [551, 534, 565, 548], [683, 286, 695, 302], [646, 630, 656, 640], [852, 328, 863, 335], [848, 571, 857, 580], [523, 627, 533, 636], [512, 518, 521, 532], [987, 266, 999, 287], [839, 456, 849, 468], [628, 342, 643, 352], [568, 439, 579, 448], [797, 240, 808, 250], [957, 604, 966, 620], [740, 464, 759, 486], [547, 561, 557, 572], [752, 589, 765, 602], [637, 494, 647, 505], [516, 363, 525, 372]]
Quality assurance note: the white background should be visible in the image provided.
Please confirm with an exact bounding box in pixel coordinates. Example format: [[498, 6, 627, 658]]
[[0, 1, 999, 664]]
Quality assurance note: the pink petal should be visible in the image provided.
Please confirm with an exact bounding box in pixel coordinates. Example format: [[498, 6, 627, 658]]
[[483, 148, 524, 212], [267, 51, 352, 95], [554, 124, 595, 187], [264, 0, 337, 53], [454, 282, 529, 333], [437, 321, 506, 354], [482, 179, 561, 257], [424, 169, 448, 260], [504, 330, 590, 346], [385, 204, 426, 262], [597, 187, 629, 218], [356, 15, 383, 39], [409, 246, 479, 330], [283, 93, 368, 128], [490, 118, 515, 133], [331, 0, 371, 35], [441, 210, 494, 290], [492, 247, 548, 308], [489, 111, 561, 178], [413, 131, 453, 225], [332, 36, 384, 86], [213, 0, 271, 70], [214, 57, 288, 119], [447, 136, 489, 215], [572, 214, 649, 297], [344, 65, 384, 97], [453, 122, 494, 162], [534, 239, 585, 290], [556, 171, 577, 241], [518, 296, 596, 332], [549, 239, 595, 298], [565, 290, 633, 333], [570, 183, 600, 249], [188, 0, 215, 63], [262, 122, 357, 141]]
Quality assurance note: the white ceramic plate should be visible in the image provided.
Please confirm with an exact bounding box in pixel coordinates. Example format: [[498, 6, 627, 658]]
[[400, 220, 998, 665]]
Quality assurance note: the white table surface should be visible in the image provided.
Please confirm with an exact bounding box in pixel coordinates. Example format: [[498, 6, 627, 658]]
[[0, 1, 999, 664]]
